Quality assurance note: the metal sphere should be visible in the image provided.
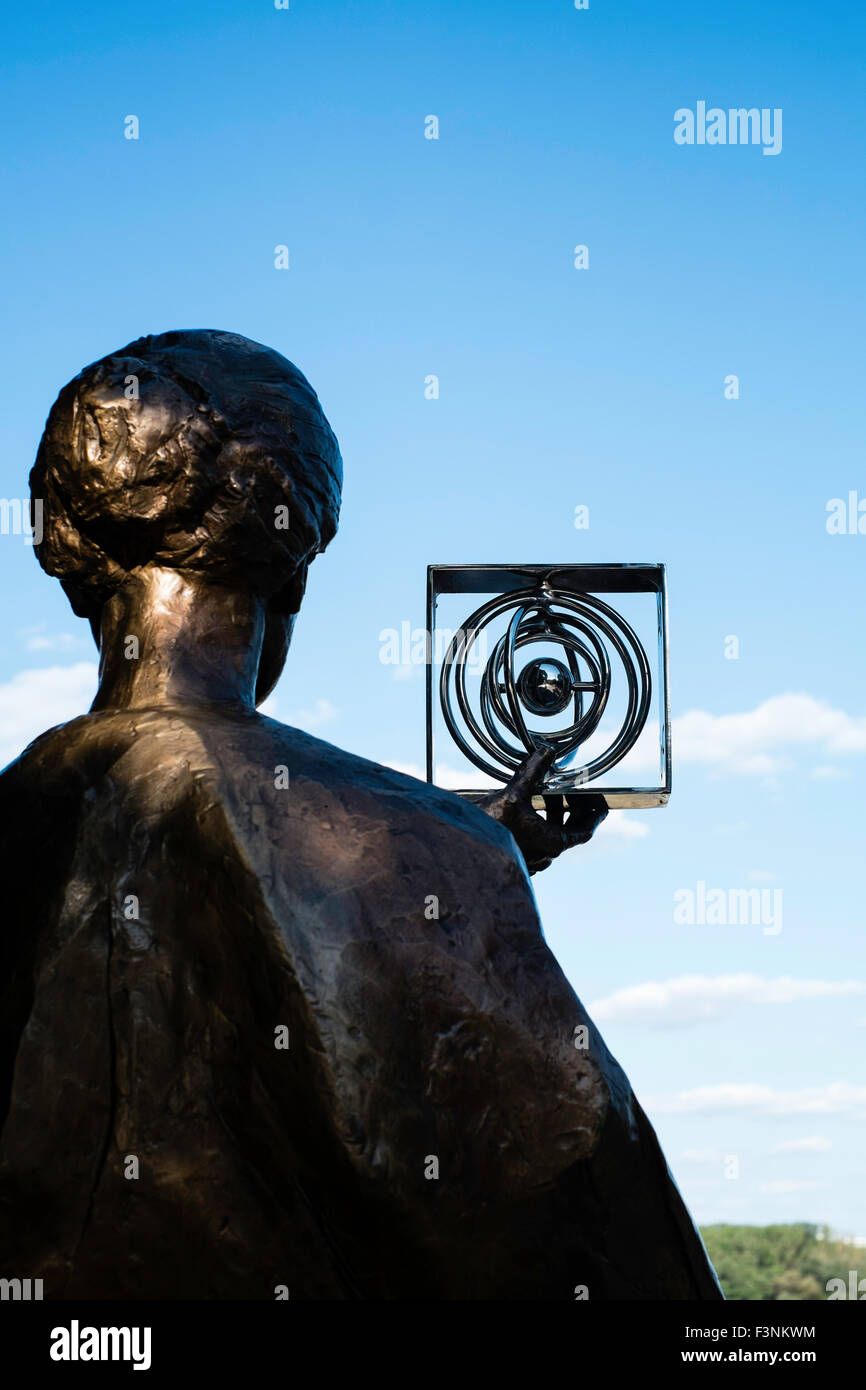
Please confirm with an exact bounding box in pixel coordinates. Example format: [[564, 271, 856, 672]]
[[516, 658, 573, 716]]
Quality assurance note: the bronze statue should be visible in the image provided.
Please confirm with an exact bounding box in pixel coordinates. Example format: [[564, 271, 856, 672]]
[[0, 330, 722, 1299]]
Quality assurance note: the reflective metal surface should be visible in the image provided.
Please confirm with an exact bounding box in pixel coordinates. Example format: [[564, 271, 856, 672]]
[[439, 586, 652, 786], [427, 562, 672, 810]]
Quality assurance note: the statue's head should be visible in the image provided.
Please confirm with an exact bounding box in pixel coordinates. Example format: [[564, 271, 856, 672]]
[[30, 329, 343, 703]]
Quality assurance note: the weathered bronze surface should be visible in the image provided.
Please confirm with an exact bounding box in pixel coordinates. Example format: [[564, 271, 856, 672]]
[[0, 330, 722, 1299]]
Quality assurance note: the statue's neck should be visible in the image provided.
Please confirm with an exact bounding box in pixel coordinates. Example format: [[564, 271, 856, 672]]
[[90, 567, 265, 713]]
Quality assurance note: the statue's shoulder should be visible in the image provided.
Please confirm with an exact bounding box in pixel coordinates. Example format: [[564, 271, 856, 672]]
[[261, 717, 510, 848], [0, 708, 521, 875]]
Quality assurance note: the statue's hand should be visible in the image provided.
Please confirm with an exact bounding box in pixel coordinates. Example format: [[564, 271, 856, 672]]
[[477, 745, 608, 874]]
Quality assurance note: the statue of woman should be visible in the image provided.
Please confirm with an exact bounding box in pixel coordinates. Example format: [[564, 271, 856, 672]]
[[0, 329, 721, 1299]]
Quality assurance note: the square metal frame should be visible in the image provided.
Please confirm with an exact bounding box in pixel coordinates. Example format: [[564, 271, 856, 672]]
[[426, 562, 671, 810]]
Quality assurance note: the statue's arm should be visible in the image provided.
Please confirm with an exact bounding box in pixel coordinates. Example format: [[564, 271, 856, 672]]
[[476, 744, 608, 873]]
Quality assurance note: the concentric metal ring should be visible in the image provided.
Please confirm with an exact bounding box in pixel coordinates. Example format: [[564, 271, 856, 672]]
[[439, 586, 651, 786]]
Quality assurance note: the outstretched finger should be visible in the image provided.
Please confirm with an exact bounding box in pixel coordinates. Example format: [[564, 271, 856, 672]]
[[503, 742, 557, 803], [545, 795, 565, 829], [562, 796, 609, 846], [564, 792, 608, 825]]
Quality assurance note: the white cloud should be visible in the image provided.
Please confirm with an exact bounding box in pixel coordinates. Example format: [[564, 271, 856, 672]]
[[384, 760, 497, 790], [647, 1082, 866, 1118], [771, 1137, 832, 1154], [396, 691, 866, 788], [436, 764, 498, 790], [672, 694, 866, 777], [596, 811, 649, 840], [383, 759, 424, 780], [759, 1180, 825, 1194], [287, 698, 338, 729], [589, 974, 864, 1026], [748, 868, 775, 882], [0, 663, 97, 767], [19, 626, 86, 654]]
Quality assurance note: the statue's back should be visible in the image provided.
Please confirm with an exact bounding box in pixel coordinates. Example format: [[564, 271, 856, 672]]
[[0, 709, 719, 1299]]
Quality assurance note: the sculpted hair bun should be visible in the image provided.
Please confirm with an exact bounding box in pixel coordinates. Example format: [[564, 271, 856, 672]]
[[30, 329, 343, 623]]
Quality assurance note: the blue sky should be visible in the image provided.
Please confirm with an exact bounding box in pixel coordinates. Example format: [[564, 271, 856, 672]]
[[1, 0, 864, 1237]]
